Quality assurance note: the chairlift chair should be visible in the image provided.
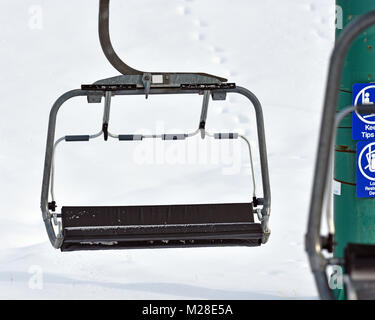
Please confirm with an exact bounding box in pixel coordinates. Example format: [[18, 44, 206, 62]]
[[306, 11, 375, 300], [41, 0, 271, 252]]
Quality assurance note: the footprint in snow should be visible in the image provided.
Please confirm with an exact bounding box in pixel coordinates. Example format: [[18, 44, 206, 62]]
[[177, 6, 191, 16], [191, 32, 205, 41], [212, 56, 226, 64], [308, 3, 317, 12], [220, 107, 229, 114], [236, 114, 250, 124], [193, 18, 208, 28], [209, 45, 224, 54]]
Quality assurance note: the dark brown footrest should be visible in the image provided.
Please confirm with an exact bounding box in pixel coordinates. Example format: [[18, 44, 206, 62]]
[[60, 203, 263, 251]]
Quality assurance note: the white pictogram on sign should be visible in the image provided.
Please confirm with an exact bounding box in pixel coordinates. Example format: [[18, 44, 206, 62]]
[[354, 86, 375, 123]]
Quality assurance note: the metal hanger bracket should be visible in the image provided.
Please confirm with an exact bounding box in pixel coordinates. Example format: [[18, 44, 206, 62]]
[[97, 0, 228, 99]]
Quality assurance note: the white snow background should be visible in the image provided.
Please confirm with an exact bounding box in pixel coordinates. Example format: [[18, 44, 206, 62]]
[[0, 0, 335, 299]]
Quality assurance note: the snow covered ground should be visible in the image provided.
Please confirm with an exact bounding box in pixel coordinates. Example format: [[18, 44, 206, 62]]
[[0, 0, 335, 299]]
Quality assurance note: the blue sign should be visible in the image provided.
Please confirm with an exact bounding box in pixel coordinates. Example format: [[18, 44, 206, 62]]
[[353, 83, 375, 140], [357, 141, 375, 198]]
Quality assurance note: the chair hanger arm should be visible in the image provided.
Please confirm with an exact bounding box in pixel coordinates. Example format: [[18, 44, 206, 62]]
[[98, 0, 227, 83], [99, 0, 143, 75]]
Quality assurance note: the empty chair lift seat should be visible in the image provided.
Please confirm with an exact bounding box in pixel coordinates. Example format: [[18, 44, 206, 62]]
[[61, 203, 263, 251], [41, 0, 271, 251]]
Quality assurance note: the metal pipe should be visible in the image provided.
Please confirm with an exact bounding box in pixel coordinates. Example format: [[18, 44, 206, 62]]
[[41, 89, 90, 248], [199, 91, 210, 139], [103, 91, 112, 124], [240, 135, 257, 198], [324, 106, 357, 237], [98, 0, 227, 82], [231, 86, 271, 239], [42, 85, 270, 248], [99, 0, 143, 75], [50, 131, 103, 205]]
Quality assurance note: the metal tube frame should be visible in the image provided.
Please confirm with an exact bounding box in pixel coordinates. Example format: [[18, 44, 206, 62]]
[[305, 11, 375, 300], [98, 0, 227, 83], [41, 86, 271, 249]]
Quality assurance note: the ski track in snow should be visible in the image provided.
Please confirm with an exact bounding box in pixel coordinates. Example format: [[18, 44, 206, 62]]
[[177, 0, 238, 118], [0, 0, 335, 299]]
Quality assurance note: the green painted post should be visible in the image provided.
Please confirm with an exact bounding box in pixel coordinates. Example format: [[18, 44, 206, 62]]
[[334, 0, 375, 300]]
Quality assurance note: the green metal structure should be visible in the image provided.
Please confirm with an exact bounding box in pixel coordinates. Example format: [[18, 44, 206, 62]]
[[335, 0, 375, 299]]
